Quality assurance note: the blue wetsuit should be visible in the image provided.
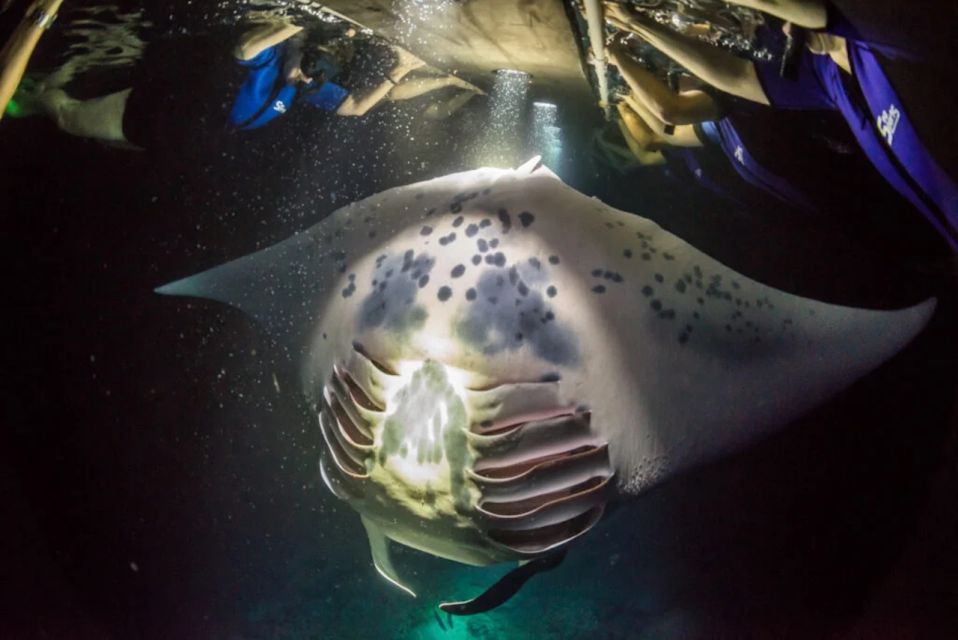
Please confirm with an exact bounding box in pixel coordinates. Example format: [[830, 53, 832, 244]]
[[697, 117, 820, 215], [753, 18, 958, 249], [229, 44, 350, 130]]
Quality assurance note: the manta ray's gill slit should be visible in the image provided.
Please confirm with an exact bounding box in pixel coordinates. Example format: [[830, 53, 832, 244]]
[[352, 341, 398, 376], [318, 407, 369, 479], [469, 444, 612, 489], [472, 444, 599, 480], [333, 365, 385, 413], [471, 406, 578, 436], [488, 505, 606, 554], [325, 390, 374, 450], [478, 476, 607, 517]]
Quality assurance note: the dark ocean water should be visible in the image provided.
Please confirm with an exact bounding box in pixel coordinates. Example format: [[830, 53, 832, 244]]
[[3, 2, 958, 639]]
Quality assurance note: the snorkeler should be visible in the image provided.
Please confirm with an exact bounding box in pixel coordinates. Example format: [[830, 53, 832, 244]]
[[608, 36, 840, 217], [603, 0, 958, 250], [6, 16, 480, 148], [229, 19, 479, 129]]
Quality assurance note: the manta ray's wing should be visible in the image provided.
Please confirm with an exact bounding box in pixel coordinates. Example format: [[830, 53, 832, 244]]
[[506, 171, 939, 493], [156, 230, 331, 354]]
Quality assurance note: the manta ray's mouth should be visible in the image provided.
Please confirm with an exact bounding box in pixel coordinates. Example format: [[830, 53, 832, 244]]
[[317, 345, 614, 562]]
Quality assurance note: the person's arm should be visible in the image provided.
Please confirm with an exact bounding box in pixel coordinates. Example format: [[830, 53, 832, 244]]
[[608, 42, 721, 125], [616, 115, 666, 166], [0, 0, 64, 120], [387, 74, 481, 102], [722, 0, 826, 29], [234, 21, 303, 61], [605, 2, 770, 105], [335, 45, 424, 117], [623, 94, 702, 148]]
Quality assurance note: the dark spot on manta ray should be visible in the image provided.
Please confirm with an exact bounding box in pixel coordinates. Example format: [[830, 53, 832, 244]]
[[439, 233, 457, 246], [498, 209, 512, 232], [451, 265, 465, 278], [591, 269, 603, 277], [466, 288, 477, 301], [322, 332, 327, 340], [654, 273, 664, 283], [592, 285, 606, 294], [642, 253, 651, 261], [477, 238, 489, 253], [540, 372, 561, 382], [419, 275, 430, 288], [623, 249, 633, 258], [465, 224, 479, 237], [547, 286, 557, 298], [480, 218, 492, 228], [472, 255, 482, 265], [457, 269, 578, 366], [515, 332, 523, 341], [438, 286, 452, 302], [484, 252, 506, 267], [425, 208, 436, 216], [490, 238, 500, 249], [453, 216, 464, 228], [368, 230, 377, 238], [642, 286, 654, 297], [528, 257, 541, 270], [518, 211, 535, 227], [450, 202, 462, 214], [604, 271, 623, 283], [420, 226, 433, 236], [675, 280, 687, 293], [651, 299, 662, 311], [548, 255, 560, 265]]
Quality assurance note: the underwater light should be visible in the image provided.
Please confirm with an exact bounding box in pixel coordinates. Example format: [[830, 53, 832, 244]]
[[494, 68, 531, 80]]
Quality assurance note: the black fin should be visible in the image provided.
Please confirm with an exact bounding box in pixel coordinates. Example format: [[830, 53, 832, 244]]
[[438, 548, 567, 616]]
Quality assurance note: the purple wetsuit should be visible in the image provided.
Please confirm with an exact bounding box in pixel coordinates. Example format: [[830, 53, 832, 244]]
[[753, 25, 958, 249]]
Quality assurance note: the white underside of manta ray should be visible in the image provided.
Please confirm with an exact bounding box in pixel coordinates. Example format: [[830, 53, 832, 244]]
[[158, 157, 935, 611]]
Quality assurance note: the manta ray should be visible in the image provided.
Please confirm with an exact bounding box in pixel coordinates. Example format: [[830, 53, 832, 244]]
[[158, 158, 935, 613]]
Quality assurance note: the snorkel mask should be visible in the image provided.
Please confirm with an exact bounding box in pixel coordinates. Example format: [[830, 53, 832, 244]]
[[303, 54, 342, 85]]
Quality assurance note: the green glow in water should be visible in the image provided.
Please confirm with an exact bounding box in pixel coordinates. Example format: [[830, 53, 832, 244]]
[[5, 98, 24, 118]]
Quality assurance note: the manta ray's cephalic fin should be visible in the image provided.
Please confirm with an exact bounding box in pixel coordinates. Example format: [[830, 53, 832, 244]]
[[438, 548, 567, 616], [361, 516, 417, 598]]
